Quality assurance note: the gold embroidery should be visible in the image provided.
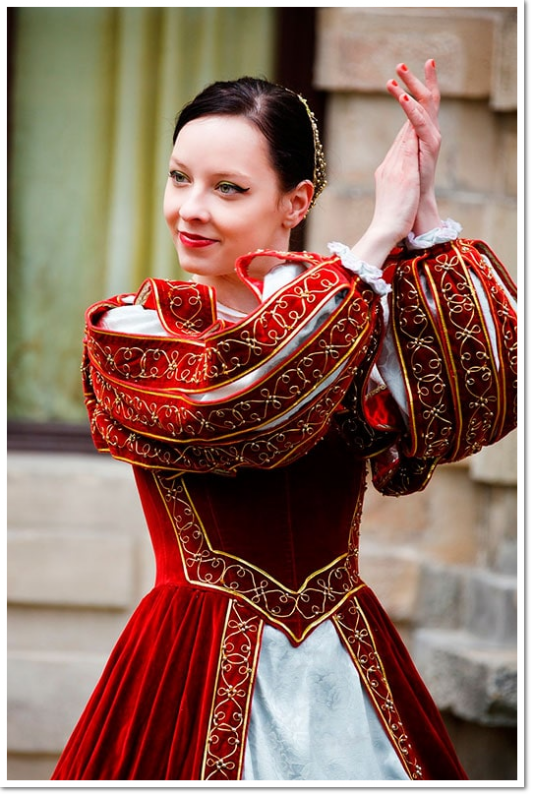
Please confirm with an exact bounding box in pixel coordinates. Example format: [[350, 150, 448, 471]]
[[154, 471, 364, 643], [333, 596, 423, 780], [391, 241, 513, 462], [392, 256, 453, 459], [88, 266, 369, 389], [83, 259, 379, 474], [201, 599, 263, 780], [88, 371, 358, 474]]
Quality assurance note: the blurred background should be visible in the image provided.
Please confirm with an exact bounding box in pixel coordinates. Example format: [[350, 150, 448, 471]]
[[7, 7, 519, 782]]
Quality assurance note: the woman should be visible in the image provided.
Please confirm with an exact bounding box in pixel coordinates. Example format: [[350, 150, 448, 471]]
[[52, 61, 517, 781]]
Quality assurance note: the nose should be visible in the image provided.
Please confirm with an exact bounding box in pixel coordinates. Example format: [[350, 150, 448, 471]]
[[177, 186, 211, 225]]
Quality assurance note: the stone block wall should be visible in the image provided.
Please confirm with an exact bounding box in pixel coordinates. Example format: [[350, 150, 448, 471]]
[[7, 453, 156, 781], [307, 6, 519, 781], [309, 7, 518, 276]]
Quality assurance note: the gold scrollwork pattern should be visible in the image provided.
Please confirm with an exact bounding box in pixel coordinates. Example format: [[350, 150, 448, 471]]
[[464, 241, 518, 441], [86, 263, 372, 390], [390, 239, 517, 463], [154, 471, 364, 643], [333, 596, 423, 780], [85, 368, 361, 474], [82, 255, 382, 475], [201, 599, 263, 780]]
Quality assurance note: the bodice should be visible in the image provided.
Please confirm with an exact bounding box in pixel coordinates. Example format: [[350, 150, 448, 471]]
[[133, 428, 367, 644]]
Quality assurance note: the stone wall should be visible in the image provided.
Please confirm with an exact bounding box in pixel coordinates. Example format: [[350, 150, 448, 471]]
[[307, 6, 519, 781], [7, 453, 155, 781]]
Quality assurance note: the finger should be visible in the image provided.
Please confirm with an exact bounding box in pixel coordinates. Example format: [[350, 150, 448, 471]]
[[386, 84, 424, 125], [423, 59, 441, 114], [384, 119, 420, 166], [386, 81, 440, 146], [386, 118, 415, 152], [394, 61, 440, 122], [395, 63, 428, 99], [424, 58, 438, 88]]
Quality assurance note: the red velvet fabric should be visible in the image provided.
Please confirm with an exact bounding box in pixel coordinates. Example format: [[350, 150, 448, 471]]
[[52, 585, 232, 780], [81, 250, 381, 475], [52, 431, 467, 781], [182, 430, 365, 594], [53, 240, 516, 781], [372, 239, 517, 495]]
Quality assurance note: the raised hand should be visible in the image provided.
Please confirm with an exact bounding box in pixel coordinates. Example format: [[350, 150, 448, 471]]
[[386, 60, 442, 234], [350, 105, 421, 269]]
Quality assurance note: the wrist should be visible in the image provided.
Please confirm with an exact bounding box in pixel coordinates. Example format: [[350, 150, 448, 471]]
[[327, 241, 392, 296], [413, 195, 440, 236], [406, 218, 462, 250], [351, 224, 400, 271]]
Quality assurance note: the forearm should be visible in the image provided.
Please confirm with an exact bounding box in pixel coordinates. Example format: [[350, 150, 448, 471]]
[[350, 224, 401, 270]]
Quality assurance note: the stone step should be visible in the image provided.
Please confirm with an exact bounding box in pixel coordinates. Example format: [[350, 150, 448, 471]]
[[462, 568, 517, 644], [7, 650, 107, 756], [416, 561, 517, 644], [7, 452, 156, 611], [413, 627, 517, 727]]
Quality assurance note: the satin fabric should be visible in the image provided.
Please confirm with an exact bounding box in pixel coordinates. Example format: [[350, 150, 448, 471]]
[[242, 621, 410, 780]]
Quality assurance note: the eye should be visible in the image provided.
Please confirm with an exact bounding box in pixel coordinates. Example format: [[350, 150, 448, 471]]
[[217, 182, 249, 196], [169, 170, 189, 186]]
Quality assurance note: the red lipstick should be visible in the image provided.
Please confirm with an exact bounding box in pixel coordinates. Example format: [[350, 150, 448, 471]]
[[178, 231, 217, 248]]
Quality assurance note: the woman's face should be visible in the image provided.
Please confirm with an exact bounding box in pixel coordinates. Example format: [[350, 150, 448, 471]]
[[163, 115, 308, 305]]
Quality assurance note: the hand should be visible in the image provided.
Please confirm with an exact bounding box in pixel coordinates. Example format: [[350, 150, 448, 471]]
[[351, 120, 421, 269], [387, 60, 442, 234]]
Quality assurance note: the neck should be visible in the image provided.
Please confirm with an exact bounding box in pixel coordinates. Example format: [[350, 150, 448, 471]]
[[193, 252, 290, 313], [193, 273, 260, 314]]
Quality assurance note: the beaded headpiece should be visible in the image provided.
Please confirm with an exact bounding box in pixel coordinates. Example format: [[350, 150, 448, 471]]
[[297, 94, 327, 209]]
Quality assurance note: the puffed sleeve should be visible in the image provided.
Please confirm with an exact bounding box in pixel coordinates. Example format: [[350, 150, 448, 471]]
[[81, 249, 384, 474], [358, 238, 517, 496]]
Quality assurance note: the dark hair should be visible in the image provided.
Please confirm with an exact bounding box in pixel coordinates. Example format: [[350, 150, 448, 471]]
[[172, 77, 316, 195]]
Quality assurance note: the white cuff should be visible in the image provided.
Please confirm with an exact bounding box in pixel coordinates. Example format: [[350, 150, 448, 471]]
[[327, 242, 391, 296], [405, 218, 462, 250]]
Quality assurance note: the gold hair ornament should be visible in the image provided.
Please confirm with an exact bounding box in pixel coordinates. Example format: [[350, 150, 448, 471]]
[[297, 94, 327, 210]]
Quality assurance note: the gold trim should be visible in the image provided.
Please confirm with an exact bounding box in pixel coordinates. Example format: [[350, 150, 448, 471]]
[[201, 599, 263, 780], [88, 332, 365, 444], [389, 241, 506, 463], [456, 246, 507, 444], [444, 246, 499, 458], [153, 470, 364, 644], [333, 596, 423, 780], [390, 257, 451, 459], [87, 263, 364, 391]]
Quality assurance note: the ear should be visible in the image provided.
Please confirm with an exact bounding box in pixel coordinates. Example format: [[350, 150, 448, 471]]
[[282, 180, 315, 228]]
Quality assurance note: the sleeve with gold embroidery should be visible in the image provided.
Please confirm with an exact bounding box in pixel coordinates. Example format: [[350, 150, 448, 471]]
[[360, 239, 517, 496], [81, 250, 384, 474]]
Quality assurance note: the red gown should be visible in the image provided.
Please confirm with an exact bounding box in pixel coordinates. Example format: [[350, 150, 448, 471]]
[[52, 241, 517, 781]]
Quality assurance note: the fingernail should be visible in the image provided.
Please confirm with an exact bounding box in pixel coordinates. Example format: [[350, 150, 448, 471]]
[[400, 63, 408, 71], [390, 79, 398, 87], [430, 59, 436, 68], [402, 94, 410, 102]]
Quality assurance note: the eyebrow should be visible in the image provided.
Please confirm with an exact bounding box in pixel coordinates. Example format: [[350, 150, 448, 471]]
[[169, 159, 251, 182]]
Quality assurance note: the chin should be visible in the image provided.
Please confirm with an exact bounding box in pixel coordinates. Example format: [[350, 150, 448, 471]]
[[177, 257, 226, 284]]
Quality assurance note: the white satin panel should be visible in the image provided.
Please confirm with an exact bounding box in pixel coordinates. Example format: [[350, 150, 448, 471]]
[[242, 621, 409, 781]]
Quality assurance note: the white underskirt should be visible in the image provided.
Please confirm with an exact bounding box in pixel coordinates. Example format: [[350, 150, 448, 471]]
[[242, 620, 409, 781]]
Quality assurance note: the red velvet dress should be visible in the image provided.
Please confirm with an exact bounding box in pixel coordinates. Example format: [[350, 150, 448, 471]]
[[52, 242, 517, 781]]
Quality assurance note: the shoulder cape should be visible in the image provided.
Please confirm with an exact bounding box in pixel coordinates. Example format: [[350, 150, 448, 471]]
[[81, 241, 517, 495]]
